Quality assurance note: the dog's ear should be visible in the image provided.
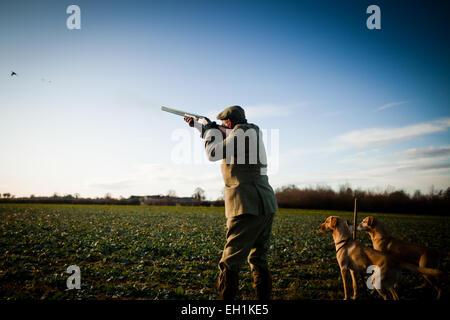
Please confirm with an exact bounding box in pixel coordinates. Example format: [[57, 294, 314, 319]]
[[367, 216, 374, 226], [330, 216, 338, 228], [345, 220, 354, 232]]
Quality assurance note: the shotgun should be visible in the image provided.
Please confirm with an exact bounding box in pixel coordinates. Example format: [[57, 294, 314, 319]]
[[161, 106, 205, 120], [161, 106, 229, 137]]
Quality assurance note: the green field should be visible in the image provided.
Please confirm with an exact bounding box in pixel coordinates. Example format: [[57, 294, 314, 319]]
[[0, 204, 449, 300]]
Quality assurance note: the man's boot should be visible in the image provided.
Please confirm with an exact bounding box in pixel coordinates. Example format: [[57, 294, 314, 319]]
[[217, 269, 239, 300], [251, 266, 272, 300]]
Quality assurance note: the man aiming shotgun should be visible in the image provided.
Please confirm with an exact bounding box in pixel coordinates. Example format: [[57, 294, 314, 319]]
[[163, 105, 278, 300]]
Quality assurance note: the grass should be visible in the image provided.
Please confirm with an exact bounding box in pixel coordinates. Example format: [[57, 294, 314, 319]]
[[0, 203, 449, 300]]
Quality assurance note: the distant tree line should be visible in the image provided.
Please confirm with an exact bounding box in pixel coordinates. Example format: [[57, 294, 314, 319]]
[[0, 193, 139, 205], [1, 185, 449, 215], [0, 188, 225, 207], [275, 184, 450, 215]]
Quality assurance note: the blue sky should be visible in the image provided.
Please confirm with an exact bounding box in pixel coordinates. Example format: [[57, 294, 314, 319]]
[[0, 0, 449, 199]]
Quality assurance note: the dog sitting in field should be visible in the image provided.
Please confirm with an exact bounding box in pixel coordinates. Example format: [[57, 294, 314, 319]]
[[318, 216, 443, 300], [357, 216, 443, 299]]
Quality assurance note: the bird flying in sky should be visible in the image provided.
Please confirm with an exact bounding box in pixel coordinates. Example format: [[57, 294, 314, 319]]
[[11, 71, 17, 76]]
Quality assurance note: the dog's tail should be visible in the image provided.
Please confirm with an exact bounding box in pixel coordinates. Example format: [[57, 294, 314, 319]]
[[400, 262, 443, 277]]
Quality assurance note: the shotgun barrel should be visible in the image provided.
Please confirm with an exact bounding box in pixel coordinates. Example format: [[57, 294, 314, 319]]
[[161, 106, 204, 119]]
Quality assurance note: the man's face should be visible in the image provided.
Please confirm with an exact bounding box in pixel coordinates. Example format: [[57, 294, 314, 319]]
[[221, 119, 232, 128]]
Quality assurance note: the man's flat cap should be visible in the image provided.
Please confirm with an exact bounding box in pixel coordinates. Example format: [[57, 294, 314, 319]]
[[216, 105, 246, 121]]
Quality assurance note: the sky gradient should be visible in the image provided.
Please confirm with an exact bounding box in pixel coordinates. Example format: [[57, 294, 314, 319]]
[[1, 0, 449, 199]]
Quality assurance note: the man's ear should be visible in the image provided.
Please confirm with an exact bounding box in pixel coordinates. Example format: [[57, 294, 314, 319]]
[[367, 216, 374, 226], [330, 217, 338, 228]]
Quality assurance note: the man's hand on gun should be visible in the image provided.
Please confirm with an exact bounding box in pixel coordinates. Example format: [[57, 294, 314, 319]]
[[184, 116, 228, 138], [184, 116, 195, 127]]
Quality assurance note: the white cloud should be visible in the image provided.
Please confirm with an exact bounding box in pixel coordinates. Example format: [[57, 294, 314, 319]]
[[85, 162, 223, 199], [337, 149, 382, 165], [276, 140, 450, 195], [137, 163, 221, 184], [87, 179, 139, 190], [272, 158, 450, 195], [375, 100, 408, 112], [333, 117, 450, 149], [397, 162, 450, 172], [396, 145, 450, 159]]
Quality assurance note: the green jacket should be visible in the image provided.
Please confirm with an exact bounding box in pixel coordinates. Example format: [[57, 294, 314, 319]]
[[203, 123, 278, 218]]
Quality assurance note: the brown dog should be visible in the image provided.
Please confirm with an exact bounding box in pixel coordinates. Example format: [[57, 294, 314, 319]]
[[319, 216, 443, 300], [357, 216, 443, 299]]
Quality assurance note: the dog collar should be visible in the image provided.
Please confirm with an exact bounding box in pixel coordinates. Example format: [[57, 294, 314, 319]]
[[335, 238, 352, 253]]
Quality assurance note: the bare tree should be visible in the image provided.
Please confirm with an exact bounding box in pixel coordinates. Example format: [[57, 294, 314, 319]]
[[429, 185, 436, 197], [192, 187, 206, 201], [167, 189, 177, 198], [413, 190, 422, 200]]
